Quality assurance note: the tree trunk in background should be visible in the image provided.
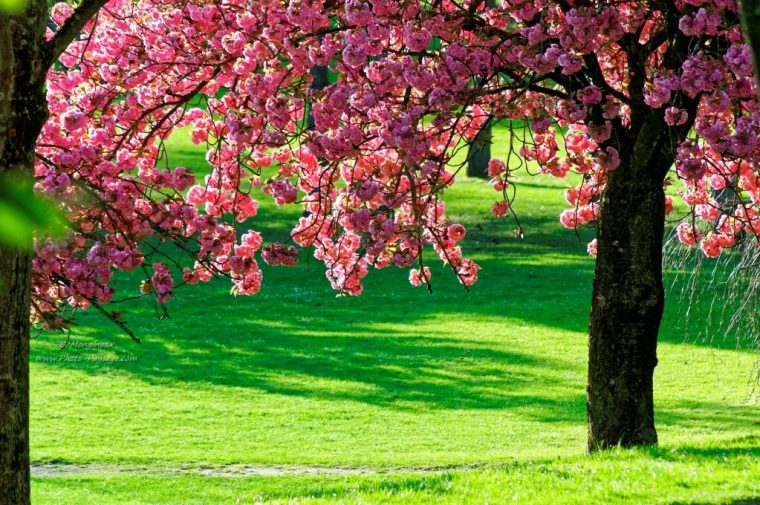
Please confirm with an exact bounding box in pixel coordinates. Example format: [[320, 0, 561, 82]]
[[466, 119, 492, 178], [0, 3, 50, 503], [306, 65, 328, 131], [466, 0, 497, 178], [587, 116, 673, 451], [741, 0, 760, 92]]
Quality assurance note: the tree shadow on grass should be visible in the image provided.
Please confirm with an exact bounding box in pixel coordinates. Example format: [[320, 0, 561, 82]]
[[671, 498, 760, 505], [29, 200, 758, 432], [30, 239, 757, 426], [645, 433, 760, 461], [36, 314, 588, 421], [656, 404, 760, 443]]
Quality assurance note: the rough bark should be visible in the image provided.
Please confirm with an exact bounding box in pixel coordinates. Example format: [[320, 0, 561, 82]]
[[586, 113, 674, 451], [0, 2, 52, 503], [0, 244, 32, 505]]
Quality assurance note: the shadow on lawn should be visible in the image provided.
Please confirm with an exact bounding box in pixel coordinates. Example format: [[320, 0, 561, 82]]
[[31, 207, 757, 424], [32, 251, 597, 412], [38, 316, 588, 420], [671, 498, 760, 505]]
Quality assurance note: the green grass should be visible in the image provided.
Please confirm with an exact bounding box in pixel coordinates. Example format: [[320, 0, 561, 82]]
[[30, 125, 759, 503], [31, 443, 760, 504]]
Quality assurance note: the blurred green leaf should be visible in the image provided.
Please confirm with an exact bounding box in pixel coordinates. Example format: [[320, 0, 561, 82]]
[[0, 179, 68, 249], [0, 0, 27, 14]]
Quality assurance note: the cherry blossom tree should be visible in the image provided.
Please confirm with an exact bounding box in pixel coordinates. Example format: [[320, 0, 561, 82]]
[[2, 0, 760, 502]]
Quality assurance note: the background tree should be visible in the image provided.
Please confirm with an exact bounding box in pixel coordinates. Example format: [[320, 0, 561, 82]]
[[742, 0, 760, 91], [466, 0, 498, 178], [307, 65, 330, 131], [3, 1, 760, 502]]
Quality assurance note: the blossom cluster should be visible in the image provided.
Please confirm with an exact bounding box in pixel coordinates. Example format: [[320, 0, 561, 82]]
[[33, 0, 760, 328]]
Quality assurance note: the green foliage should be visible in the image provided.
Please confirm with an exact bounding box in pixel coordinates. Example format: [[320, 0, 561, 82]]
[[0, 0, 27, 14], [0, 177, 67, 248]]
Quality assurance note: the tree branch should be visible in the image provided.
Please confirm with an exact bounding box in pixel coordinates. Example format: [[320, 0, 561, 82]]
[[46, 0, 108, 66]]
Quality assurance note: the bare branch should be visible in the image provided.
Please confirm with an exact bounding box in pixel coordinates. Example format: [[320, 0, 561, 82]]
[[46, 0, 108, 65]]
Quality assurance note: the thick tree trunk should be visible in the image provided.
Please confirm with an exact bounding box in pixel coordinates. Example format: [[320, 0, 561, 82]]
[[0, 245, 32, 505], [0, 3, 50, 503], [466, 120, 492, 178], [586, 120, 672, 451]]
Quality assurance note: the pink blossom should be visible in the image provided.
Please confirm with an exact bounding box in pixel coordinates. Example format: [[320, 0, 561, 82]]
[[408, 266, 431, 287], [150, 263, 174, 304], [676, 223, 702, 246], [28, 0, 760, 327], [261, 243, 299, 267], [487, 159, 506, 178], [664, 107, 689, 127], [448, 224, 466, 242], [492, 201, 510, 218], [587, 239, 598, 257], [404, 25, 432, 53]]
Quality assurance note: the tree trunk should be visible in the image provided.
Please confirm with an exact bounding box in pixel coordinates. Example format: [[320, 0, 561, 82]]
[[586, 121, 671, 451], [0, 246, 32, 505], [740, 0, 760, 92], [0, 3, 50, 503], [465, 0, 497, 178], [466, 120, 492, 178]]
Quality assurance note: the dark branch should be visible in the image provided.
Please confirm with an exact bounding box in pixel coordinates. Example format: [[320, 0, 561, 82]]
[[46, 0, 108, 66]]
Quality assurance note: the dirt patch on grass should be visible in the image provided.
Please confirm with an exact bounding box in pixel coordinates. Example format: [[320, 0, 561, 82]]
[[31, 462, 476, 478]]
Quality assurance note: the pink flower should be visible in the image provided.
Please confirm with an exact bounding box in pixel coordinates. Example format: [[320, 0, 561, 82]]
[[151, 263, 174, 304], [560, 210, 579, 228], [487, 159, 506, 178], [699, 234, 722, 258], [676, 223, 701, 246], [596, 147, 621, 171], [665, 107, 688, 127], [263, 180, 298, 206], [530, 117, 552, 134], [62, 109, 86, 131], [404, 25, 432, 53], [577, 85, 602, 105], [261, 243, 299, 267], [345, 0, 372, 26], [408, 266, 431, 287], [587, 239, 598, 257], [342, 44, 367, 68], [492, 200, 509, 217], [447, 224, 466, 241], [456, 258, 479, 285]]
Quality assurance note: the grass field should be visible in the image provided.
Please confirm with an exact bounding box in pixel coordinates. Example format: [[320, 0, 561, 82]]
[[30, 126, 759, 504]]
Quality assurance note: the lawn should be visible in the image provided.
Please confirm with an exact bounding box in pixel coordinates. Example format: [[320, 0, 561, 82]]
[[30, 125, 759, 504]]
